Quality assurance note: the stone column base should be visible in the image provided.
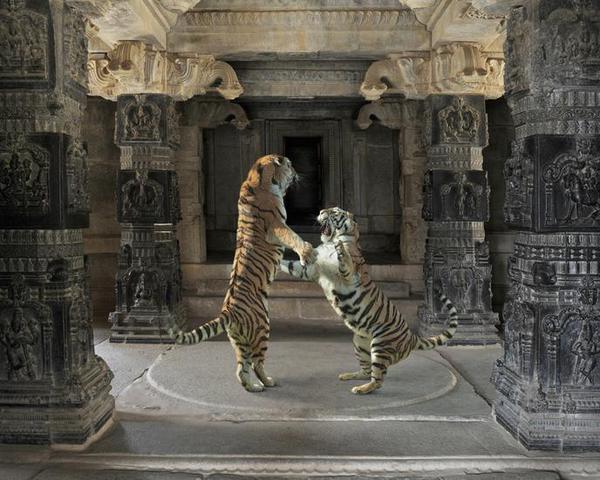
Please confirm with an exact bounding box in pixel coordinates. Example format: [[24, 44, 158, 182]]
[[493, 359, 600, 451], [418, 306, 498, 345], [109, 304, 186, 344], [0, 359, 114, 445]]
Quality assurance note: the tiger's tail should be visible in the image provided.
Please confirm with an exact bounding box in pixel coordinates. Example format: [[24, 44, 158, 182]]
[[169, 314, 227, 345], [416, 292, 458, 350]]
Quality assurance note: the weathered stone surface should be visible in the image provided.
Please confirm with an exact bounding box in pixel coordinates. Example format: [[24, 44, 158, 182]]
[[0, 0, 114, 445]]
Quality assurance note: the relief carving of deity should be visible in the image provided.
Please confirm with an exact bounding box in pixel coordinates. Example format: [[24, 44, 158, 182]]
[[0, 0, 48, 81], [121, 96, 161, 142], [0, 135, 49, 212], [440, 171, 483, 220], [504, 140, 533, 225], [0, 275, 47, 382], [543, 137, 600, 226], [438, 97, 479, 144], [570, 318, 600, 385], [121, 170, 164, 220], [66, 139, 89, 212]]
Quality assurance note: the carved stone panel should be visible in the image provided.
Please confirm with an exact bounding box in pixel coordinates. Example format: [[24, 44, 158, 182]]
[[0, 0, 54, 90], [426, 95, 487, 147], [422, 170, 489, 222], [505, 135, 600, 232], [115, 94, 179, 149], [117, 169, 181, 224], [0, 133, 89, 228]]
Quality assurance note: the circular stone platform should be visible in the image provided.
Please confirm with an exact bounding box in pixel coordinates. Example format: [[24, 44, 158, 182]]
[[137, 341, 457, 420]]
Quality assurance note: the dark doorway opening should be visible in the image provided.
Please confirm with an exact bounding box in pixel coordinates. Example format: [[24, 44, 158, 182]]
[[284, 136, 322, 226]]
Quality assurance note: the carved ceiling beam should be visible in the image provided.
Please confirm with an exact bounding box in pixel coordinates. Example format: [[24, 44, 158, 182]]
[[87, 40, 244, 101], [360, 42, 504, 101]]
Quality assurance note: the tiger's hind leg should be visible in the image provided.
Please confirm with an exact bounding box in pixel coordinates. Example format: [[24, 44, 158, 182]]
[[339, 333, 371, 381], [252, 341, 277, 387], [351, 341, 392, 395], [233, 341, 265, 393]]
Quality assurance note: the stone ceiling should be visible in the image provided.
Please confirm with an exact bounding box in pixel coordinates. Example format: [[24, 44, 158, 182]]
[[76, 0, 513, 100]]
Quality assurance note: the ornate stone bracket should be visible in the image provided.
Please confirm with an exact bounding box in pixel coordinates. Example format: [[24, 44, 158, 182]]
[[191, 101, 250, 130], [356, 100, 404, 130], [360, 43, 504, 100], [88, 40, 244, 101]]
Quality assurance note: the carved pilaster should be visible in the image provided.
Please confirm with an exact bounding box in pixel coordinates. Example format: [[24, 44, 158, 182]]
[[0, 0, 113, 445], [109, 93, 186, 343], [418, 94, 498, 345], [493, 0, 600, 452], [356, 99, 427, 264]]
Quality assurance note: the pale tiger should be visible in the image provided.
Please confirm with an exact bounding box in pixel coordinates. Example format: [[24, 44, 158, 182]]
[[170, 154, 315, 392], [280, 207, 458, 394]]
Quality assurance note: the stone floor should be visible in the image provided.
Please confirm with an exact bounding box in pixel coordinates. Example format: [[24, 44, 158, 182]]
[[1, 323, 599, 479]]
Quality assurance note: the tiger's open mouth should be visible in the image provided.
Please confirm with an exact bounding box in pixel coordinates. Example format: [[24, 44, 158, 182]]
[[320, 222, 332, 237]]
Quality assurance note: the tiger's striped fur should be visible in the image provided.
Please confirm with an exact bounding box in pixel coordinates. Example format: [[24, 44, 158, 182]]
[[280, 207, 458, 394], [170, 154, 315, 392]]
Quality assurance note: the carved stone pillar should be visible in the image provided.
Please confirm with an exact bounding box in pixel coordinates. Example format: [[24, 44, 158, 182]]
[[109, 93, 186, 343], [493, 0, 600, 451], [356, 98, 427, 264], [417, 94, 498, 345], [0, 0, 113, 444]]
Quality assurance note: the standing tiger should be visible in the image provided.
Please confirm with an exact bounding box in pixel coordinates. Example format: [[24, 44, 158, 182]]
[[170, 154, 315, 392], [280, 207, 458, 394]]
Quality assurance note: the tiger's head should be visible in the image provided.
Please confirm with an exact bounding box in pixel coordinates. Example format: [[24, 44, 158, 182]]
[[318, 207, 359, 244], [246, 154, 298, 196]]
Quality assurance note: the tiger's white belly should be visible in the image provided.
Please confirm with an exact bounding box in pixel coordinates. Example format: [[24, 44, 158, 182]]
[[313, 243, 366, 336]]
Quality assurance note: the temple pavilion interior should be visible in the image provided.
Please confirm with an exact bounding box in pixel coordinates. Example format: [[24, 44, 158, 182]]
[[1, 0, 600, 478]]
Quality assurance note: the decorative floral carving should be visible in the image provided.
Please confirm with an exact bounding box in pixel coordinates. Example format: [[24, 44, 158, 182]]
[[121, 170, 164, 220], [0, 0, 48, 82], [438, 97, 480, 144], [63, 4, 88, 88], [0, 134, 49, 212]]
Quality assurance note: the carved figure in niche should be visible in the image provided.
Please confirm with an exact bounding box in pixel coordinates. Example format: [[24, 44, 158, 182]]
[[121, 170, 164, 219], [505, 6, 529, 93], [0, 0, 48, 79], [67, 139, 89, 211], [70, 285, 91, 367], [440, 172, 482, 220], [133, 271, 154, 308], [0, 135, 49, 211], [570, 319, 600, 385], [543, 137, 600, 226], [122, 96, 161, 142], [532, 262, 557, 286], [438, 97, 479, 143], [0, 307, 40, 380], [504, 140, 532, 224]]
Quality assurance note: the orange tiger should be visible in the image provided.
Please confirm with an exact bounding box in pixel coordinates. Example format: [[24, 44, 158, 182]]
[[170, 154, 314, 392]]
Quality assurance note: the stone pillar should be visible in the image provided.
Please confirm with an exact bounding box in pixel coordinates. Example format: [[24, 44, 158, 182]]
[[0, 0, 113, 444], [418, 94, 498, 345], [109, 94, 186, 343], [493, 0, 600, 451]]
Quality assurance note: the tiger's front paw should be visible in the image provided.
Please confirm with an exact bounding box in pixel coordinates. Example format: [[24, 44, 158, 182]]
[[244, 383, 266, 393], [299, 241, 316, 265], [335, 241, 347, 261]]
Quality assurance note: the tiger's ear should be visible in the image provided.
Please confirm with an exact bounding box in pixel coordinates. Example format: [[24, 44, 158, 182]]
[[273, 156, 282, 167]]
